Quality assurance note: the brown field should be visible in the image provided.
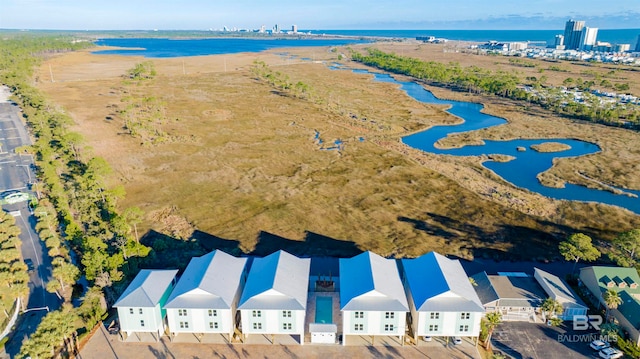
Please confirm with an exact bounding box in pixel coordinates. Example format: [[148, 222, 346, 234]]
[[33, 41, 640, 260]]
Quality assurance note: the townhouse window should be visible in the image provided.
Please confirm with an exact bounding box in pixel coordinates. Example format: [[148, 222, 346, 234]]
[[283, 323, 292, 330], [460, 312, 470, 320], [459, 325, 469, 332], [209, 322, 218, 329], [208, 309, 217, 317], [178, 309, 187, 316], [282, 310, 291, 318], [385, 312, 394, 319], [252, 310, 262, 317], [384, 324, 395, 332], [129, 308, 134, 314], [140, 320, 145, 327], [429, 324, 438, 332], [355, 312, 364, 319], [354, 324, 363, 331], [180, 321, 189, 329], [138, 308, 143, 315], [253, 323, 262, 330], [430, 312, 440, 320]]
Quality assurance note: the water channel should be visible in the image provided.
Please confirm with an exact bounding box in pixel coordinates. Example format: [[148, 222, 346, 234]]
[[350, 69, 640, 214]]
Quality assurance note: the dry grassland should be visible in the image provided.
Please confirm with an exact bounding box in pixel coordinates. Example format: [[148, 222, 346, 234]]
[[33, 42, 640, 260]]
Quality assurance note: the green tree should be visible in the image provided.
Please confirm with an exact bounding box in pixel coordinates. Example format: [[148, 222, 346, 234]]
[[600, 322, 621, 341], [559, 233, 601, 273], [608, 229, 640, 267], [483, 312, 502, 349], [50, 257, 80, 302], [541, 298, 564, 323], [603, 289, 622, 322]]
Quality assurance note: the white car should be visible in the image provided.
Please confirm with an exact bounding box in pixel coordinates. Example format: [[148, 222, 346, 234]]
[[599, 347, 623, 359], [423, 336, 432, 342], [590, 340, 610, 350], [452, 337, 462, 345]]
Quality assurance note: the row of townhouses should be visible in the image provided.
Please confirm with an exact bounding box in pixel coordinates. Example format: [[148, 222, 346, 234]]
[[113, 249, 640, 346]]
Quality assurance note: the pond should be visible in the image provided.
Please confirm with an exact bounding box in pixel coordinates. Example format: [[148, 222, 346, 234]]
[[351, 69, 640, 214]]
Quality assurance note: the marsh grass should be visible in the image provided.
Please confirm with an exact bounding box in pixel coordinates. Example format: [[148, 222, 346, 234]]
[[34, 44, 640, 261]]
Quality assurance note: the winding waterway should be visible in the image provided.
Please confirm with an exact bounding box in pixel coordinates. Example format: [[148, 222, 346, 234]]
[[351, 69, 640, 214]]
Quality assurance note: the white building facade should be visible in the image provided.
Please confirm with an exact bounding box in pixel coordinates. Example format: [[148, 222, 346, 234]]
[[114, 269, 178, 340], [402, 252, 484, 341], [238, 250, 310, 344], [164, 250, 247, 341], [339, 251, 409, 345]]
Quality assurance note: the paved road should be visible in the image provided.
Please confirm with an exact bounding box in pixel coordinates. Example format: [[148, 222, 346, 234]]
[[0, 88, 62, 358]]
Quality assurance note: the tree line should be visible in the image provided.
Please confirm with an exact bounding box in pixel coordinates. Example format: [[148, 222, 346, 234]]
[[351, 49, 640, 129], [1, 34, 150, 358]]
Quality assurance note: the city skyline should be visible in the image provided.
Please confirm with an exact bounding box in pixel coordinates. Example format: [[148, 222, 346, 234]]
[[1, 0, 639, 30]]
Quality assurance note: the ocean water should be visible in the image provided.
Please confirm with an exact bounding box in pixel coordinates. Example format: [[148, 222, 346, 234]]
[[94, 37, 367, 58], [309, 29, 640, 46]]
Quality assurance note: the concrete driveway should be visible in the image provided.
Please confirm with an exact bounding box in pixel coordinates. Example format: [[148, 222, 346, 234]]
[[491, 322, 600, 359], [79, 321, 482, 359]]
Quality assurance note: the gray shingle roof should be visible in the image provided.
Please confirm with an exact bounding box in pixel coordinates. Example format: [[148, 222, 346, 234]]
[[238, 250, 310, 311], [534, 267, 587, 309], [339, 251, 409, 312], [164, 250, 247, 309], [470, 271, 500, 306], [114, 269, 178, 308]]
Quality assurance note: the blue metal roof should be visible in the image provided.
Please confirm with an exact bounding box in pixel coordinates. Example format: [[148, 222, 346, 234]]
[[238, 250, 310, 310], [402, 252, 484, 312], [339, 251, 408, 311]]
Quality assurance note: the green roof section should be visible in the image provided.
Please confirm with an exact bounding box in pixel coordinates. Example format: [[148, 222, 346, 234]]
[[580, 266, 640, 330]]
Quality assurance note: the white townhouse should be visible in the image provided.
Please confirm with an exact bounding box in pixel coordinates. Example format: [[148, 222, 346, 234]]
[[534, 267, 587, 321], [163, 250, 248, 342], [339, 251, 409, 346], [238, 250, 310, 344], [401, 252, 484, 343], [114, 269, 178, 341]]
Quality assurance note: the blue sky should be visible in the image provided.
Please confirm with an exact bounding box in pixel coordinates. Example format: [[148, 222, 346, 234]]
[[1, 0, 639, 30]]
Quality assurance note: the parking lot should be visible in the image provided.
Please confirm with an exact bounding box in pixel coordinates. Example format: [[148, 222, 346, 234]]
[[78, 321, 482, 359], [491, 322, 601, 359]]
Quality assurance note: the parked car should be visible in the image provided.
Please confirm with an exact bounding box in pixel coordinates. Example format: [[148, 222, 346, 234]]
[[590, 339, 610, 350], [599, 347, 623, 359], [24, 258, 34, 272], [423, 336, 432, 342], [453, 337, 462, 345], [0, 190, 20, 199]]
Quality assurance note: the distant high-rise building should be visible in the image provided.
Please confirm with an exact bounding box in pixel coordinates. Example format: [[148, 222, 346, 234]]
[[614, 44, 630, 53], [554, 34, 565, 49], [274, 24, 279, 33], [564, 20, 585, 50], [636, 35, 640, 52], [292, 24, 298, 33], [260, 25, 266, 33], [579, 27, 598, 51]]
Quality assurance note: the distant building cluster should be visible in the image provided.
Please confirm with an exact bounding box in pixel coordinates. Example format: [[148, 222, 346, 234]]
[[217, 24, 303, 35], [465, 20, 640, 66], [557, 19, 636, 53]]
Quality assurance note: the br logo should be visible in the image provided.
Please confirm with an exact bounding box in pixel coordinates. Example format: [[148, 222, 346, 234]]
[[573, 315, 602, 331]]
